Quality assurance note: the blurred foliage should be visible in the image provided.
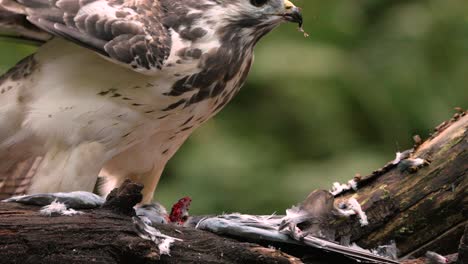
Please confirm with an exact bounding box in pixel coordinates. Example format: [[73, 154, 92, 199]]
[[0, 0, 467, 214]]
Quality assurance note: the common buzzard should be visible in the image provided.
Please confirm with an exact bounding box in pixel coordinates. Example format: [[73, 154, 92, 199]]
[[0, 0, 303, 203]]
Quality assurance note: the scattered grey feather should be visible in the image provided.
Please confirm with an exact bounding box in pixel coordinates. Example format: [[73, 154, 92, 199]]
[[132, 216, 182, 256], [2, 191, 105, 209], [195, 213, 397, 264]]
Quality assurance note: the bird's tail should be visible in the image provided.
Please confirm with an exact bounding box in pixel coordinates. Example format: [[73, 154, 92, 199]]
[[0, 157, 42, 199], [0, 53, 43, 199]]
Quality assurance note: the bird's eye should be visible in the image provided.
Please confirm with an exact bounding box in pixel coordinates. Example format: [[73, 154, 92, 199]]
[[250, 0, 268, 7]]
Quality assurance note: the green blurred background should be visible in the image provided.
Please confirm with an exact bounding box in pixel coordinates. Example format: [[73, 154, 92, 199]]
[[1, 0, 467, 214]]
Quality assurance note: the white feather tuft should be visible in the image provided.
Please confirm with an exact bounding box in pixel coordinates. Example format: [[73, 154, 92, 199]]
[[330, 179, 359, 196], [407, 158, 426, 167], [158, 237, 176, 256], [132, 217, 182, 256], [337, 198, 368, 226], [39, 200, 83, 216]]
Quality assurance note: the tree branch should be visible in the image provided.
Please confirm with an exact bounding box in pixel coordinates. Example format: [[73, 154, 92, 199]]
[[0, 112, 466, 263]]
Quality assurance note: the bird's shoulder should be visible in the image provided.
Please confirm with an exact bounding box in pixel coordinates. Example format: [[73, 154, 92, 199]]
[[5, 0, 171, 74]]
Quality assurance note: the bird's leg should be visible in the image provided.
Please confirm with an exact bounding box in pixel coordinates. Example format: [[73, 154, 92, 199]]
[[28, 141, 106, 194], [100, 133, 187, 204], [100, 149, 166, 204], [134, 166, 165, 204]]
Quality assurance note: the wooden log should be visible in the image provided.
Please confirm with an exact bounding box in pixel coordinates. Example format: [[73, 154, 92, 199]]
[[0, 181, 303, 264], [0, 112, 466, 263], [335, 112, 467, 258], [458, 224, 467, 264]]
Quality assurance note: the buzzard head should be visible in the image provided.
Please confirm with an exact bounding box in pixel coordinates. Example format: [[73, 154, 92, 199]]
[[163, 0, 303, 47], [221, 0, 303, 25], [160, 0, 304, 105], [215, 0, 303, 44]]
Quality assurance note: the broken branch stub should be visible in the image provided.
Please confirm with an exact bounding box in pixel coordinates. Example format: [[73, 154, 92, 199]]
[[102, 179, 143, 215]]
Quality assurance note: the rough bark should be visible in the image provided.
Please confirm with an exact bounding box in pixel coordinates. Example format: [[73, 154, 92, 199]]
[[335, 112, 467, 258], [458, 224, 468, 264], [0, 182, 303, 264], [0, 112, 466, 263]]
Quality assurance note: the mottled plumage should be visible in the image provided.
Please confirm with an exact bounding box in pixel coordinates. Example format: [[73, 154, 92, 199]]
[[0, 0, 303, 202]]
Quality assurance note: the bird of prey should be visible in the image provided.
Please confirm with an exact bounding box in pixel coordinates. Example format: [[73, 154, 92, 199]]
[[0, 0, 304, 203]]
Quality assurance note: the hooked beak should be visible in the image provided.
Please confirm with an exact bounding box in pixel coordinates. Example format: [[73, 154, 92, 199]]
[[282, 0, 303, 26]]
